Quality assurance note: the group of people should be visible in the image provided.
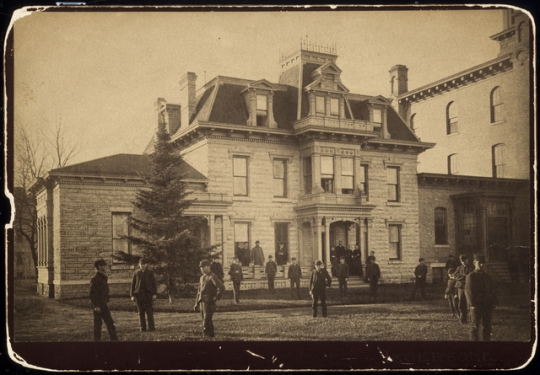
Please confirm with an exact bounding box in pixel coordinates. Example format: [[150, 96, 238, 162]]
[[330, 241, 363, 277], [235, 241, 288, 267], [444, 253, 498, 341]]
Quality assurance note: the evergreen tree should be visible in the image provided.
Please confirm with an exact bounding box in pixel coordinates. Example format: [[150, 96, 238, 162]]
[[114, 123, 215, 302]]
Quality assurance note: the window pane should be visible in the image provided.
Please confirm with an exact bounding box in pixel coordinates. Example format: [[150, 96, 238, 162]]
[[233, 157, 247, 177], [341, 158, 353, 175], [257, 95, 267, 111], [273, 179, 284, 197], [273, 160, 285, 178], [387, 167, 397, 184], [112, 213, 129, 237], [321, 156, 334, 175], [330, 98, 339, 114], [234, 177, 247, 196], [359, 165, 366, 183], [113, 238, 128, 253], [373, 109, 382, 123], [387, 185, 397, 201], [316, 96, 325, 113], [234, 223, 249, 242]]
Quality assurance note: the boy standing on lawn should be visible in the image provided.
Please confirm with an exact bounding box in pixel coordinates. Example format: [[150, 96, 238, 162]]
[[193, 260, 225, 338], [336, 256, 349, 297], [265, 255, 278, 294], [365, 256, 381, 302], [228, 256, 243, 304], [90, 259, 118, 341], [445, 268, 459, 318], [288, 257, 303, 300], [130, 258, 157, 332], [309, 260, 332, 318]]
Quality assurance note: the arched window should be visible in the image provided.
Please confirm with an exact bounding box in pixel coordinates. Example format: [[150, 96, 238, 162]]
[[446, 101, 458, 134], [410, 113, 416, 131], [434, 207, 448, 245], [391, 76, 395, 95], [448, 154, 458, 175], [492, 143, 506, 178], [490, 87, 503, 123]]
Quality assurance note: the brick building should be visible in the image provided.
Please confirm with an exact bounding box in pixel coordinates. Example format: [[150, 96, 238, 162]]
[[390, 9, 532, 281], [32, 40, 435, 298]]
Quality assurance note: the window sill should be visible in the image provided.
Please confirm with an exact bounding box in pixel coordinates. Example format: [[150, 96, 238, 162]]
[[233, 196, 252, 202], [388, 260, 404, 264], [447, 132, 460, 137], [434, 244, 450, 248], [491, 119, 506, 126], [386, 202, 405, 207]]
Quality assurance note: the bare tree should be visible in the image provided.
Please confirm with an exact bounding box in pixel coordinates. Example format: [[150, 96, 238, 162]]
[[14, 122, 83, 278]]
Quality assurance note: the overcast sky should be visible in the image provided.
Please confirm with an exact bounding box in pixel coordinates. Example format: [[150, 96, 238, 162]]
[[12, 7, 506, 167]]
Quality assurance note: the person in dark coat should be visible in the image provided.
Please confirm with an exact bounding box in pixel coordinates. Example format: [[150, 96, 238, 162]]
[[410, 258, 428, 300], [445, 254, 458, 273], [335, 241, 346, 260], [228, 256, 243, 304], [89, 259, 118, 341], [210, 258, 224, 282], [364, 251, 375, 282], [445, 268, 459, 318], [465, 253, 498, 341], [251, 241, 265, 266], [288, 257, 303, 299], [276, 243, 288, 265], [130, 258, 157, 332], [365, 255, 381, 302], [336, 256, 350, 297], [309, 260, 332, 317], [454, 254, 474, 324], [193, 260, 225, 338], [352, 244, 362, 276], [265, 255, 278, 294], [330, 246, 338, 277]]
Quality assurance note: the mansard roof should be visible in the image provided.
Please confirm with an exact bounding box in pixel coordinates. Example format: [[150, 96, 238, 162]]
[[47, 153, 207, 180]]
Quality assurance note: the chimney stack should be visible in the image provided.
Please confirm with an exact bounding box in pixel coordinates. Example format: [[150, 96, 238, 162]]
[[389, 65, 409, 121], [179, 72, 197, 128]]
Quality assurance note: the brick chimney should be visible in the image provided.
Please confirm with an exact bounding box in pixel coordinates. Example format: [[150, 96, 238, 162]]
[[389, 65, 409, 121], [179, 72, 197, 128]]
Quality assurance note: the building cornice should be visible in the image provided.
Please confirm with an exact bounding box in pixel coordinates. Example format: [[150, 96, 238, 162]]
[[397, 54, 513, 104], [417, 172, 528, 189]]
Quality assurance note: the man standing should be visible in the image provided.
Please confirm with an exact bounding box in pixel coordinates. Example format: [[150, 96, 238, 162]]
[[288, 257, 303, 300], [335, 241, 346, 260], [251, 241, 265, 266], [410, 258, 428, 300], [89, 259, 118, 341], [465, 253, 498, 341], [210, 257, 224, 282], [193, 260, 225, 338], [309, 260, 332, 317], [265, 255, 278, 294], [364, 251, 375, 282], [228, 256, 243, 304], [352, 244, 362, 277], [336, 256, 350, 297], [365, 256, 381, 302], [454, 254, 474, 324], [130, 258, 157, 332], [276, 243, 288, 265]]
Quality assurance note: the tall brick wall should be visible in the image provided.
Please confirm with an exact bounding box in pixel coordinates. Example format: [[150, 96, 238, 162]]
[[412, 62, 530, 180]]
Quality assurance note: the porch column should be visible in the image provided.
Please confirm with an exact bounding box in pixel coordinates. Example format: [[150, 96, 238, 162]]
[[209, 214, 216, 247], [324, 218, 331, 266], [366, 218, 373, 256], [316, 218, 323, 261], [297, 219, 304, 264]]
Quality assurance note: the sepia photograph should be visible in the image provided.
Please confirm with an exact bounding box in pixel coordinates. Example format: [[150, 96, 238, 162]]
[[4, 4, 535, 371]]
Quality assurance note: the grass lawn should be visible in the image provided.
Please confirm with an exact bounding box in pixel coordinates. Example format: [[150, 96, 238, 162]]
[[13, 280, 532, 342]]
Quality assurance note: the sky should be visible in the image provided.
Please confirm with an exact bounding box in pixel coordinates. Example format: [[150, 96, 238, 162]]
[[12, 7, 506, 167]]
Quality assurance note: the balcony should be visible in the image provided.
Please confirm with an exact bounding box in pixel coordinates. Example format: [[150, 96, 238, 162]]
[[297, 191, 363, 207], [293, 115, 375, 134]]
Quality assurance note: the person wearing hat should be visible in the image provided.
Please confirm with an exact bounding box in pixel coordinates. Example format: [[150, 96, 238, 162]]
[[130, 258, 158, 332], [193, 259, 225, 338], [365, 256, 381, 302], [210, 257, 224, 282], [465, 253, 498, 341], [251, 241, 265, 266], [288, 257, 303, 300], [410, 258, 428, 300], [228, 256, 243, 304], [445, 268, 459, 318], [454, 254, 474, 323], [309, 260, 332, 318], [265, 255, 278, 294], [89, 259, 118, 341], [336, 256, 350, 298]]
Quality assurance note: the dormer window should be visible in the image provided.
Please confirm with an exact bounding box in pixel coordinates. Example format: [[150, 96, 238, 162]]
[[242, 80, 284, 128], [256, 94, 268, 126], [373, 109, 382, 125], [330, 98, 339, 115], [316, 96, 325, 114]]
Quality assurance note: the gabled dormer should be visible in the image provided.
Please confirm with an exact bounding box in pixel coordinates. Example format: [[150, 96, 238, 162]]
[[367, 95, 391, 139], [241, 79, 286, 128], [304, 62, 350, 119]]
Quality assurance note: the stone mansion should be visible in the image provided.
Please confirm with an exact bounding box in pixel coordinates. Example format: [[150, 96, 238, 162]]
[[30, 9, 531, 298]]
